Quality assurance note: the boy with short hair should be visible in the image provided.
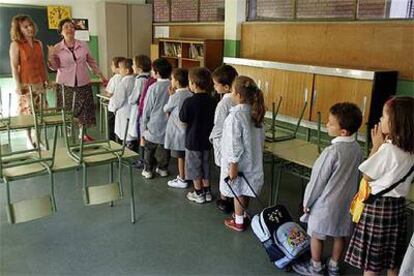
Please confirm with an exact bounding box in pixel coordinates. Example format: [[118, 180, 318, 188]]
[[209, 64, 238, 213], [293, 102, 363, 276], [141, 58, 172, 179], [179, 67, 216, 203], [105, 56, 125, 141], [164, 68, 193, 188]]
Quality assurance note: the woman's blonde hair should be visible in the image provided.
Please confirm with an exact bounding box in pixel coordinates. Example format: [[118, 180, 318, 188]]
[[10, 14, 37, 42]]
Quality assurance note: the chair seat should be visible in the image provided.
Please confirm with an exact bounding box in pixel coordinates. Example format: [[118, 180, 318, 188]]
[[2, 162, 48, 178], [86, 182, 121, 205], [7, 195, 54, 224]]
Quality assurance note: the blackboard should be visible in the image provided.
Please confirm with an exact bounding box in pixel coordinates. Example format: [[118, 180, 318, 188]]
[[0, 4, 61, 76]]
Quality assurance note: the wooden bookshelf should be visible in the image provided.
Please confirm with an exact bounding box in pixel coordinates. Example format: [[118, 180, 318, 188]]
[[158, 38, 223, 72]]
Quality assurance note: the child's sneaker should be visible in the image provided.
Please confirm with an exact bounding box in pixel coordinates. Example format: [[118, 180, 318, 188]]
[[292, 260, 325, 276], [205, 191, 213, 202], [186, 191, 205, 204], [141, 169, 153, 179], [326, 258, 340, 276], [167, 176, 188, 188], [224, 217, 247, 232], [155, 168, 168, 177]]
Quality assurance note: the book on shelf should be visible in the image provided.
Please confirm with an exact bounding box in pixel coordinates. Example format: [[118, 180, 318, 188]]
[[163, 42, 182, 58], [189, 44, 204, 59]]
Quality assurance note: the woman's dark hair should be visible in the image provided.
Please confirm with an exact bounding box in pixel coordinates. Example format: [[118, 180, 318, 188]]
[[58, 18, 74, 34], [133, 55, 151, 72], [212, 65, 238, 87], [188, 67, 213, 91], [385, 96, 414, 154], [172, 68, 189, 88], [233, 76, 266, 128], [329, 102, 362, 135]]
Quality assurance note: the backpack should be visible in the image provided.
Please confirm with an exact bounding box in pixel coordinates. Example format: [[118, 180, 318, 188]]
[[224, 174, 310, 270], [251, 205, 310, 269]]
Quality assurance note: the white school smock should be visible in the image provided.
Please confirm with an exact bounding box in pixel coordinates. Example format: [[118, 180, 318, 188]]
[[108, 75, 135, 141], [106, 73, 122, 94], [219, 104, 265, 198], [359, 141, 414, 198], [303, 136, 363, 237], [209, 93, 236, 166], [128, 72, 150, 138], [163, 88, 193, 151]]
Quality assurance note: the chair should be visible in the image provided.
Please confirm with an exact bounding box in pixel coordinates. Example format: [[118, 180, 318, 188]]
[[265, 96, 308, 142], [35, 84, 77, 150], [60, 86, 137, 223], [0, 85, 58, 224]]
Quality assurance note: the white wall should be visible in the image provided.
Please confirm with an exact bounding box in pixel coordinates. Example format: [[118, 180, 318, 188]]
[[0, 0, 146, 35]]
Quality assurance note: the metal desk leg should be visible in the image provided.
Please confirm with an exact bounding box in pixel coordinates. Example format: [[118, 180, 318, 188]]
[[274, 161, 283, 204], [269, 153, 275, 205], [128, 163, 136, 223]]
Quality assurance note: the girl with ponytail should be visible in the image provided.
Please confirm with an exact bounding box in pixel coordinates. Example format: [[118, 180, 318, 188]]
[[219, 76, 266, 232]]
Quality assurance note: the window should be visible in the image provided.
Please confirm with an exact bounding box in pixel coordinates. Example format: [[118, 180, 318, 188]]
[[247, 0, 414, 21], [153, 0, 225, 22]]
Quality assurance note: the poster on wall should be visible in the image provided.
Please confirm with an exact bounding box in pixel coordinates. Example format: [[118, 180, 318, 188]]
[[47, 6, 72, 29], [72, 18, 90, 41]]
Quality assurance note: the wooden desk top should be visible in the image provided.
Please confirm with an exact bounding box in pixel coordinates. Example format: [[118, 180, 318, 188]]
[[0, 115, 35, 130], [265, 139, 319, 168]]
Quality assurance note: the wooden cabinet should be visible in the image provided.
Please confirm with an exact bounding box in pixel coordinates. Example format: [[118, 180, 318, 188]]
[[158, 38, 223, 72], [225, 57, 397, 131], [97, 3, 152, 76], [311, 75, 373, 125]]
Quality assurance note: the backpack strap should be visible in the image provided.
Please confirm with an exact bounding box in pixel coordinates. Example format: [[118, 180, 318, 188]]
[[364, 165, 414, 204]]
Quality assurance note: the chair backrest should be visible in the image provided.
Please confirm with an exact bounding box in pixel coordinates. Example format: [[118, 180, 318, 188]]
[[59, 85, 127, 164], [0, 85, 55, 178]]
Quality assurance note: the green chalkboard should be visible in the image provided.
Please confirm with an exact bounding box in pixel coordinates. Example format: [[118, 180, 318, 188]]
[[0, 4, 61, 76]]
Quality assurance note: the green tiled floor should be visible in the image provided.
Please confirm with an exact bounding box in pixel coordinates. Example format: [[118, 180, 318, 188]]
[[0, 127, 410, 275]]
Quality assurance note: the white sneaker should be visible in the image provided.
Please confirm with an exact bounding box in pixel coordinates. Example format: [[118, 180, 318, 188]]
[[167, 176, 188, 188], [205, 191, 213, 202], [141, 170, 153, 179], [155, 168, 168, 177], [186, 191, 205, 204]]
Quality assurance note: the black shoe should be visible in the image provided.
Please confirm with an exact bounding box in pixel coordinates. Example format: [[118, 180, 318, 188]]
[[216, 199, 233, 214], [132, 159, 144, 169]]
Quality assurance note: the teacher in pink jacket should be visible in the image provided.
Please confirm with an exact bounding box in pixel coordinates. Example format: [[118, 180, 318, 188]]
[[48, 18, 106, 141]]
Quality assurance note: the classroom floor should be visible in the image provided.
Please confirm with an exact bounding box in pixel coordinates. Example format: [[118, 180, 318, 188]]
[[0, 127, 407, 276]]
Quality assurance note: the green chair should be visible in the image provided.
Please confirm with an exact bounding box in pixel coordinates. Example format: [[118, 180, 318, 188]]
[[60, 86, 137, 223], [0, 85, 58, 224]]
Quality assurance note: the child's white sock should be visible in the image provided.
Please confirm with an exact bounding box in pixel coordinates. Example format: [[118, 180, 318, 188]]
[[311, 259, 322, 269], [235, 214, 244, 225], [329, 258, 338, 267]]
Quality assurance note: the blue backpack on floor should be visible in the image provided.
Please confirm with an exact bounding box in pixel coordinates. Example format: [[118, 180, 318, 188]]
[[251, 204, 310, 269], [224, 173, 310, 269]]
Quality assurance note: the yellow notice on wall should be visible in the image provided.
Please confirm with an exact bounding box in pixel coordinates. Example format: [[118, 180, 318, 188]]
[[47, 6, 71, 29]]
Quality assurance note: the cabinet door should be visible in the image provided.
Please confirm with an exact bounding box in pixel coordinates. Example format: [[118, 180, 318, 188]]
[[281, 71, 313, 120], [311, 75, 373, 125], [129, 4, 152, 57], [106, 3, 128, 74]]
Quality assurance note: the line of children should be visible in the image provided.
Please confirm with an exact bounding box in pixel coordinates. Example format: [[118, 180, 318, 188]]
[[179, 67, 217, 203], [293, 102, 363, 276], [141, 58, 172, 179], [164, 68, 193, 188], [219, 76, 266, 232], [210, 65, 239, 213], [108, 58, 135, 143]]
